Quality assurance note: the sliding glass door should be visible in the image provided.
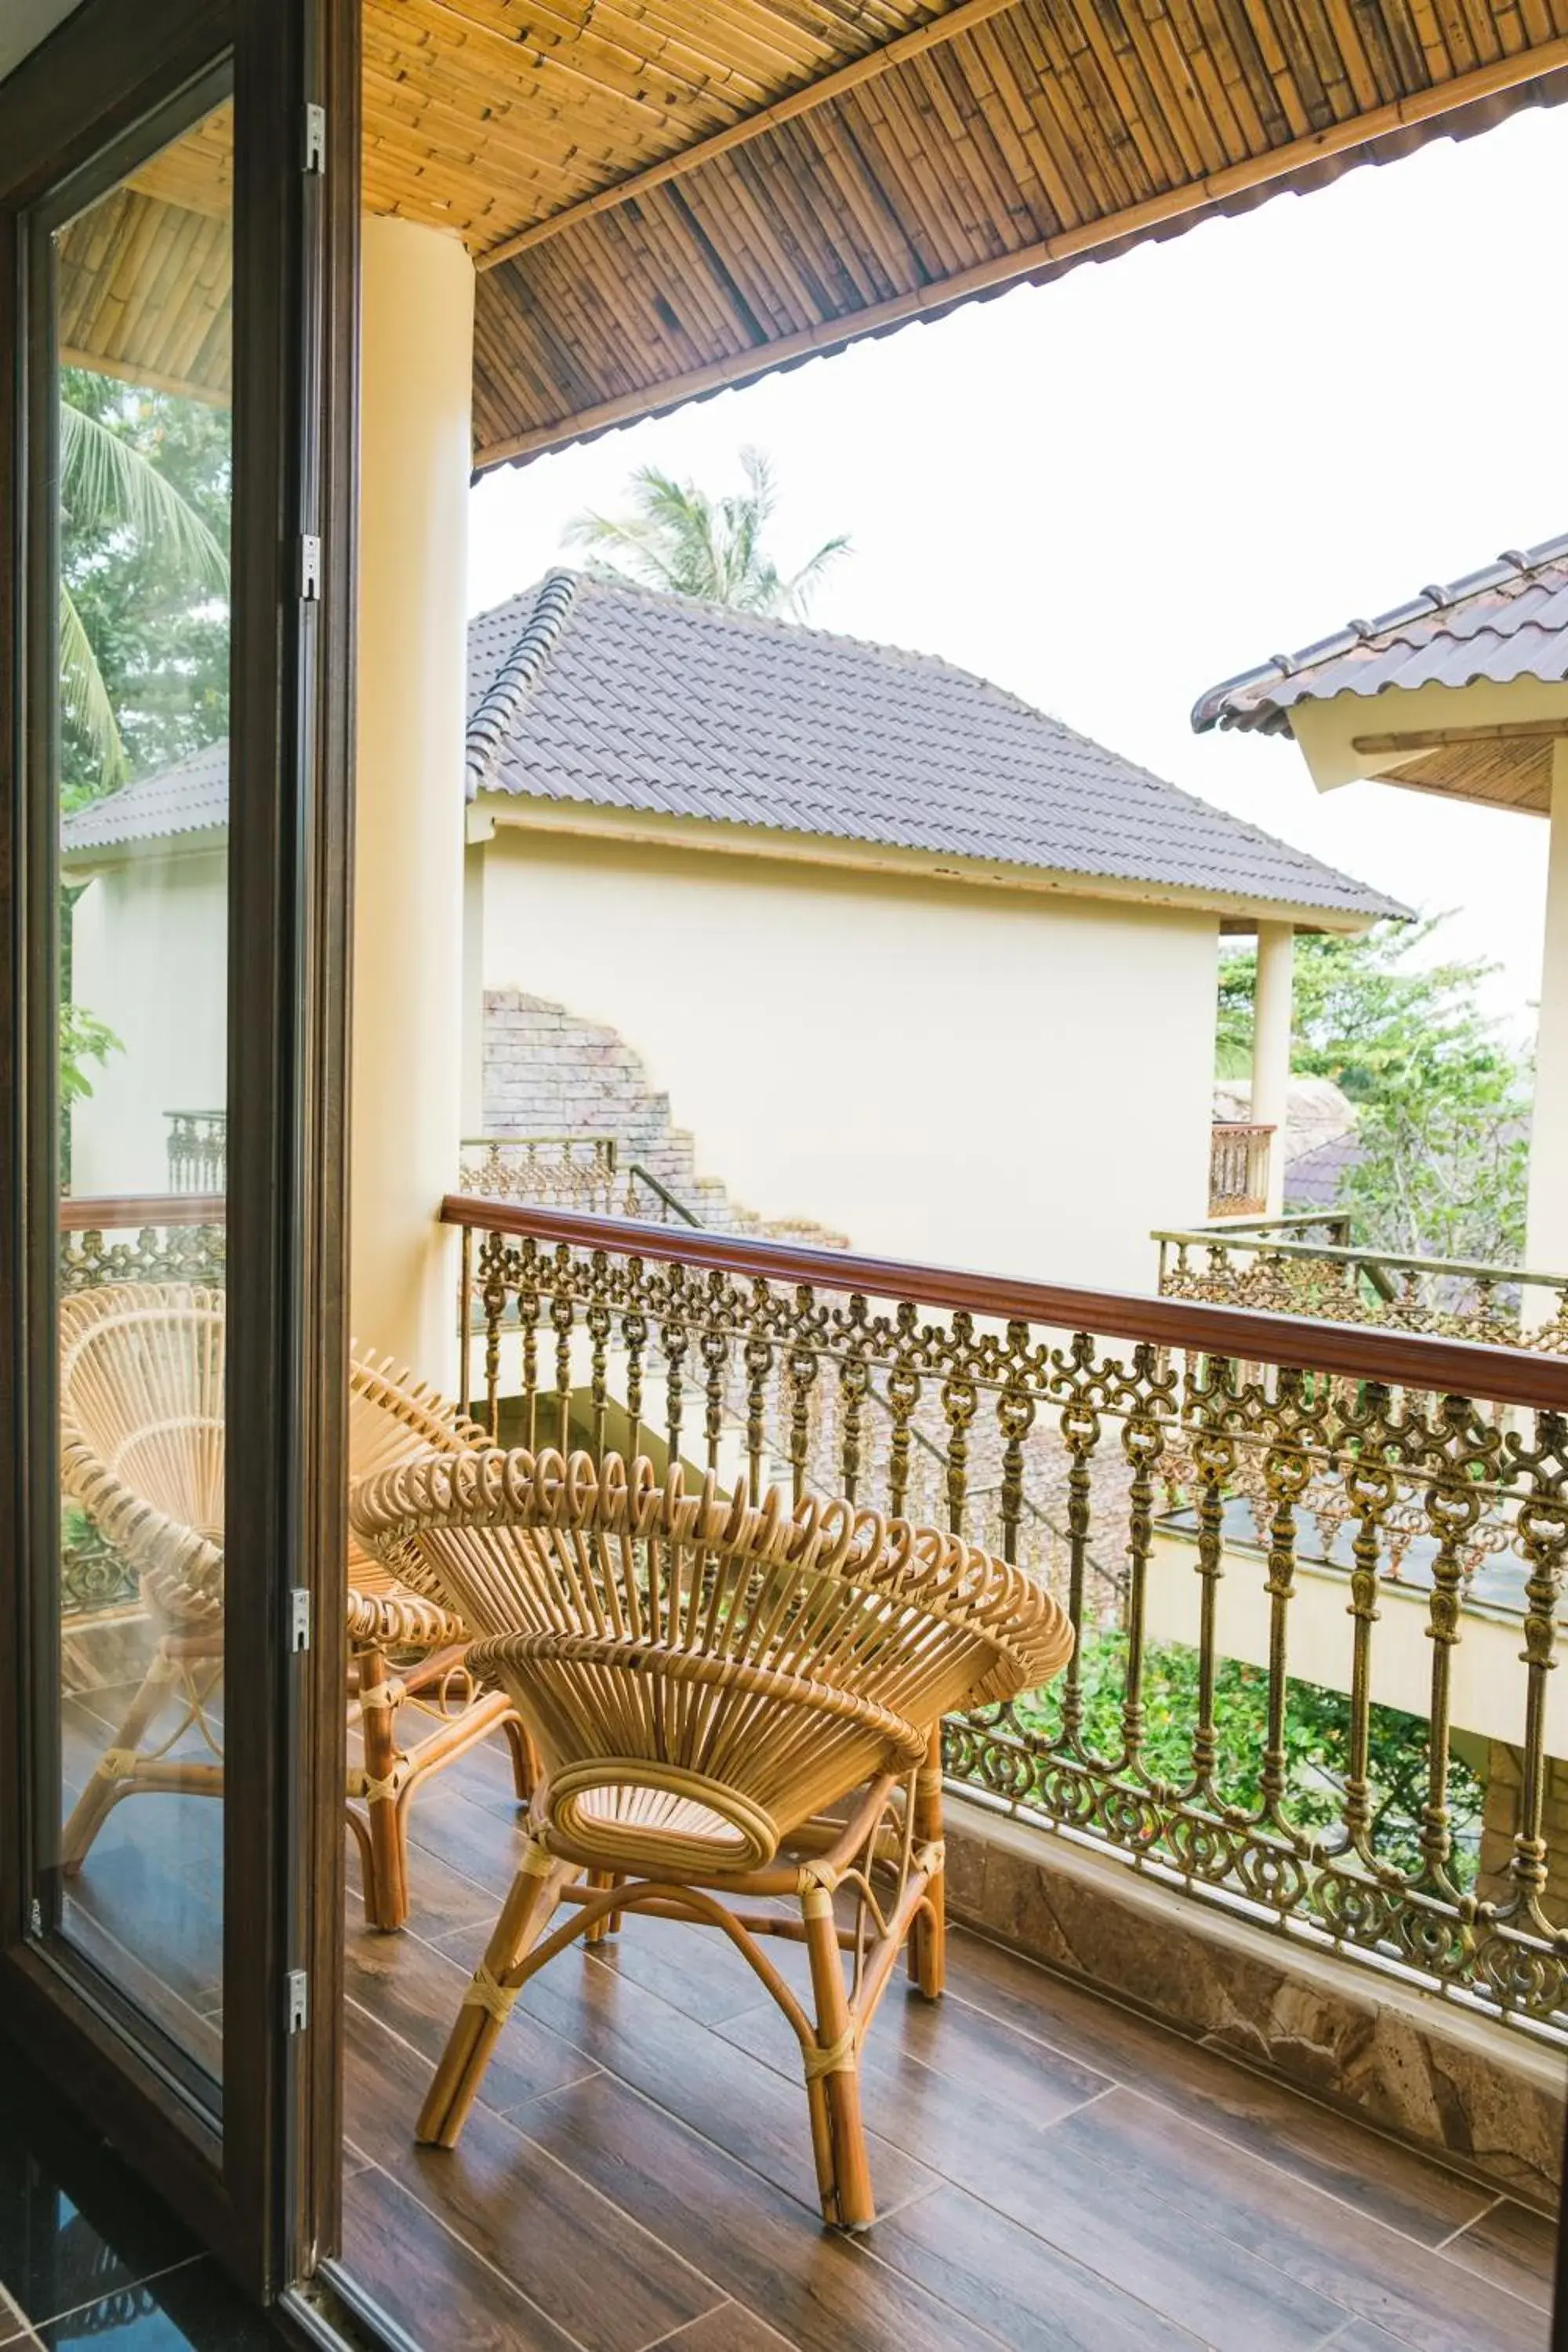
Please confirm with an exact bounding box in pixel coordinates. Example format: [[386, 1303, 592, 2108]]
[[0, 0, 355, 2298]]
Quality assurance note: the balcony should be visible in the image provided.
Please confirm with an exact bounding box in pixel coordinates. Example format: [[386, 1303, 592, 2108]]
[[53, 1188, 1567, 2345], [1156, 1214, 1568, 1353], [1208, 1121, 1276, 1219]]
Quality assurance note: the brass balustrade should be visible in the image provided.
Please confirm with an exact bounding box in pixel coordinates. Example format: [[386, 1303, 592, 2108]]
[[445, 1192, 1568, 2038], [164, 1108, 227, 1194], [1157, 1221, 1568, 1353], [1208, 1121, 1274, 1218], [458, 1134, 701, 1226]]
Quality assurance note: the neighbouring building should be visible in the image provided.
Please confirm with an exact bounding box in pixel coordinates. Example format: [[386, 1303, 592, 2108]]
[[1194, 529, 1568, 1278], [64, 572, 1396, 1289]]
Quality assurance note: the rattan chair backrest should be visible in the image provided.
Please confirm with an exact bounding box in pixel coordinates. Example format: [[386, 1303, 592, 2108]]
[[60, 1283, 227, 1623], [350, 1446, 1073, 1864], [59, 1284, 489, 1622]]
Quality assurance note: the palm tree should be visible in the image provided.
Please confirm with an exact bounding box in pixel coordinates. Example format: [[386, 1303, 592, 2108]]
[[563, 447, 848, 619], [60, 395, 230, 788]]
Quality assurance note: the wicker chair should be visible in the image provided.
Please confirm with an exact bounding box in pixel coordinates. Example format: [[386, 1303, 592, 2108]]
[[350, 1443, 1074, 2230], [58, 1283, 532, 1929]]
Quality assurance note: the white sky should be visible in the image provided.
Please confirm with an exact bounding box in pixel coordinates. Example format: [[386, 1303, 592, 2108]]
[[469, 99, 1568, 1046]]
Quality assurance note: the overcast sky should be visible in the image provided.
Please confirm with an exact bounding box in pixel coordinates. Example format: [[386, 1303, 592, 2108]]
[[469, 98, 1567, 1044]]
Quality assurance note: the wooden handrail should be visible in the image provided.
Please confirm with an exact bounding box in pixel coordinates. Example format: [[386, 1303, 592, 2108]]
[[441, 1195, 1568, 1412], [59, 1194, 226, 1232]]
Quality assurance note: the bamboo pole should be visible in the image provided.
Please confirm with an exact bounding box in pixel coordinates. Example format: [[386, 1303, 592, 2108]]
[[476, 0, 1025, 270]]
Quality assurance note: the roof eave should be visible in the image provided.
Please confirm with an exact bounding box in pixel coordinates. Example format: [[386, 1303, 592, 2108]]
[[471, 790, 1402, 931]]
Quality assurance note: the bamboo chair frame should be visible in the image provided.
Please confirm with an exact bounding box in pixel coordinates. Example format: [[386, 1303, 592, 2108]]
[[350, 1444, 1073, 2229], [58, 1284, 534, 1930]]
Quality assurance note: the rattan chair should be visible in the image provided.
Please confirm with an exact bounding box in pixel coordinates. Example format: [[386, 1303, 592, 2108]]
[[58, 1283, 532, 1929], [350, 1444, 1074, 2230]]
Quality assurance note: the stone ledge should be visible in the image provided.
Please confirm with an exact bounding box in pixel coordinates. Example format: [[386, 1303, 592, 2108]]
[[943, 1794, 1566, 2211]]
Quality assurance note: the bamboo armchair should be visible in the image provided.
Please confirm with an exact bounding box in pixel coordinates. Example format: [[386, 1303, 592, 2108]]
[[350, 1445, 1073, 2230], [58, 1283, 532, 1929]]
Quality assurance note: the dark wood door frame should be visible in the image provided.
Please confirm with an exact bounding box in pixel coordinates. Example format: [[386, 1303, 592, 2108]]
[[0, 0, 356, 2299]]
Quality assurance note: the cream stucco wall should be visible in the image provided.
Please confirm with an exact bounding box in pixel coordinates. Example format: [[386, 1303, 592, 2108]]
[[478, 828, 1218, 1288], [70, 844, 228, 1198]]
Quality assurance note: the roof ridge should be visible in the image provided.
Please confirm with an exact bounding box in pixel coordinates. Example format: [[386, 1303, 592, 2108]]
[[464, 569, 582, 799], [1193, 527, 1568, 731]]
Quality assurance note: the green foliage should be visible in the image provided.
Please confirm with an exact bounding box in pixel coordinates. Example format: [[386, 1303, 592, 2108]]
[[60, 999, 122, 1112], [564, 447, 849, 618], [1217, 918, 1531, 1262], [59, 368, 230, 805], [1019, 1626, 1480, 1886]]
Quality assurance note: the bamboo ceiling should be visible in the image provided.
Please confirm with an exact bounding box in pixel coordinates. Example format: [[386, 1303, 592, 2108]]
[[54, 1, 1568, 462]]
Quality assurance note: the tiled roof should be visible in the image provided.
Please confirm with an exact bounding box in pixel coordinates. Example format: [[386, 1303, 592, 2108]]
[[60, 740, 230, 854], [1192, 532, 1568, 737], [64, 573, 1401, 921], [469, 574, 1399, 920]]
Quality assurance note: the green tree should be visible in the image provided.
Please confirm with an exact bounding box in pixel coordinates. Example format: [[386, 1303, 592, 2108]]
[[1218, 918, 1531, 1262], [564, 447, 849, 618], [60, 368, 230, 805], [56, 371, 230, 1181]]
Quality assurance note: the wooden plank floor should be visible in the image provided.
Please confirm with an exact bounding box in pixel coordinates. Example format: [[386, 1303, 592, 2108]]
[[56, 1680, 1561, 2350], [342, 1720, 1559, 2352]]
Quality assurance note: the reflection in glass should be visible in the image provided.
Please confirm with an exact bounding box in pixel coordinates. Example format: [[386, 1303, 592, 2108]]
[[52, 99, 234, 2082]]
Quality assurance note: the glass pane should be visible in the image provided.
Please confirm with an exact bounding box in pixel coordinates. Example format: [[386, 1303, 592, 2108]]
[[52, 96, 233, 2085]]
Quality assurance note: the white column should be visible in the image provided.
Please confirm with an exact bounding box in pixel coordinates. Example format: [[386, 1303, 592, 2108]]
[[1526, 748, 1568, 1281], [351, 217, 475, 1383], [1251, 921, 1294, 1218]]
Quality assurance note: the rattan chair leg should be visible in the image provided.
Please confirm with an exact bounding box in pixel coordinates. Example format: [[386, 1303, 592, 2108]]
[[63, 1636, 191, 1872], [417, 1846, 573, 2147], [502, 1716, 537, 1802], [358, 1648, 411, 1933], [906, 1726, 946, 1999], [583, 1868, 617, 1943], [802, 1882, 875, 2230]]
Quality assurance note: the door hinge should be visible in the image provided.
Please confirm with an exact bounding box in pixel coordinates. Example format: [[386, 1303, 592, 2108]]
[[298, 535, 322, 601], [289, 1587, 312, 1653], [303, 103, 326, 174], [285, 1969, 310, 2034]]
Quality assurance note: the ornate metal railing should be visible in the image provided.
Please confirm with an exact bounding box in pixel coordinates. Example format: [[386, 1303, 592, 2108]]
[[165, 1108, 227, 1193], [57, 1196, 226, 1614], [1157, 1221, 1568, 1352], [1208, 1121, 1273, 1218], [445, 1192, 1568, 2040], [459, 1134, 701, 1227]]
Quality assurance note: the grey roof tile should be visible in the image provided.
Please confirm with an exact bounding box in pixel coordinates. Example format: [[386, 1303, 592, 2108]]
[[472, 574, 1398, 920], [60, 740, 230, 854], [1192, 531, 1568, 735], [63, 572, 1400, 922]]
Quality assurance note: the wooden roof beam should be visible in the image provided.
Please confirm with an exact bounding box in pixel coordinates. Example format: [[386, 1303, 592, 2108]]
[[476, 0, 1022, 270]]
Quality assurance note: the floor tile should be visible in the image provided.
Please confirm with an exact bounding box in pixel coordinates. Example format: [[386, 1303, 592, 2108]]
[[22, 2256, 283, 2347], [1439, 2198, 1558, 2312], [0, 2068, 198, 2332]]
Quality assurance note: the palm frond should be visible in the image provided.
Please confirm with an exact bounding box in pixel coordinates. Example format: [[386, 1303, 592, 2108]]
[[562, 449, 849, 619], [782, 532, 851, 616], [59, 584, 129, 786], [60, 402, 228, 590]]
